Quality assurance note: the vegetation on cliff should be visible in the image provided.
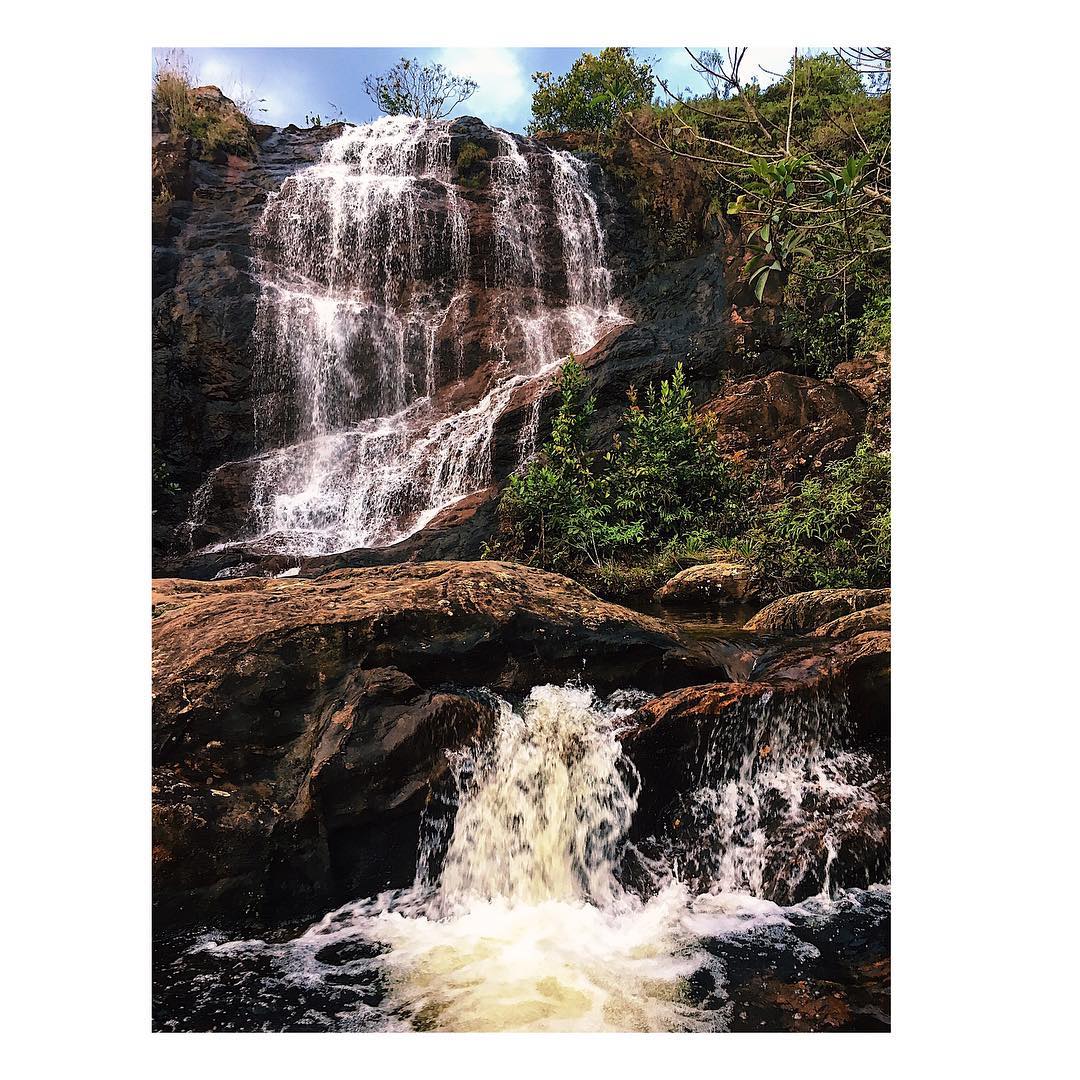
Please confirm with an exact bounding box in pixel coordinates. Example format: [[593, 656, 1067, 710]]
[[152, 50, 260, 160], [495, 358, 890, 599], [734, 437, 890, 593], [488, 47, 893, 599], [532, 48, 891, 377], [496, 360, 746, 581]]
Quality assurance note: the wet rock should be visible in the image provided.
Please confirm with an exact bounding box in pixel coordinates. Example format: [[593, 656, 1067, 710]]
[[447, 115, 502, 159], [152, 115, 338, 552], [751, 630, 891, 739], [654, 559, 756, 605], [152, 561, 732, 927], [622, 661, 890, 903], [744, 588, 891, 635]]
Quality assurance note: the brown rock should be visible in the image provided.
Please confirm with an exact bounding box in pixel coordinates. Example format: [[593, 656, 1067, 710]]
[[810, 602, 891, 640], [703, 370, 868, 485], [152, 561, 732, 927], [744, 588, 891, 635], [654, 559, 756, 605]]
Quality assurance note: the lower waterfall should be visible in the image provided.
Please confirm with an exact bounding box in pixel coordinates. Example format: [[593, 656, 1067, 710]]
[[159, 684, 890, 1033]]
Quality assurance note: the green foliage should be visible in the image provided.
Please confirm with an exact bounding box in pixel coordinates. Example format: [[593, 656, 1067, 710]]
[[185, 109, 256, 157], [454, 140, 491, 188], [641, 49, 890, 353], [153, 51, 196, 128], [739, 438, 890, 594], [305, 104, 347, 128], [152, 447, 180, 514], [363, 57, 477, 120], [529, 48, 655, 136], [780, 272, 889, 376], [856, 294, 891, 356], [498, 359, 746, 573]]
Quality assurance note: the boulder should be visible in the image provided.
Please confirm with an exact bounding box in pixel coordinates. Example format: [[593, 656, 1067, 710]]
[[152, 561, 733, 927], [654, 559, 755, 605], [744, 588, 891, 635], [810, 602, 891, 641]]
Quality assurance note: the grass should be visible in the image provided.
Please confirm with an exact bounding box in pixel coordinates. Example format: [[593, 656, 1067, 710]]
[[153, 50, 257, 160]]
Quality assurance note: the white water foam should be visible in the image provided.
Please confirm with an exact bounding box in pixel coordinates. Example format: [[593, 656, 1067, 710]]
[[192, 117, 625, 556], [191, 683, 887, 1032]]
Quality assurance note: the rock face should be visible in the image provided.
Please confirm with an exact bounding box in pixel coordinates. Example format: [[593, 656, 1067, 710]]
[[744, 588, 891, 635], [152, 107, 760, 572], [152, 115, 345, 552], [703, 370, 870, 486], [623, 607, 890, 903], [810, 602, 891, 641], [654, 559, 756, 605], [159, 488, 500, 580], [152, 561, 733, 927]]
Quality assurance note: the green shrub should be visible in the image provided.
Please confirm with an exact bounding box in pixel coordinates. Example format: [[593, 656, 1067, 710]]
[[529, 48, 655, 136], [454, 140, 491, 188], [856, 294, 891, 356], [185, 108, 256, 157], [738, 438, 890, 594], [498, 359, 746, 573]]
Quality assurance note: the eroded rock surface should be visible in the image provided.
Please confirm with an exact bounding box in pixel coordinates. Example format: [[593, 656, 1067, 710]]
[[152, 561, 732, 927], [654, 559, 756, 605], [703, 370, 869, 485]]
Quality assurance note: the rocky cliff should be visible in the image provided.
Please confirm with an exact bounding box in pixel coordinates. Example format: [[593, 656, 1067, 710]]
[[153, 101, 748, 571]]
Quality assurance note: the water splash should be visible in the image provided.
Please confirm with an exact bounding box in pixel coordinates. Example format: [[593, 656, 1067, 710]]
[[663, 689, 889, 903], [169, 683, 888, 1032]]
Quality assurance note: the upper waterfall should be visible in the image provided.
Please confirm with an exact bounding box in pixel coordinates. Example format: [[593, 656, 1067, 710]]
[[197, 115, 624, 557]]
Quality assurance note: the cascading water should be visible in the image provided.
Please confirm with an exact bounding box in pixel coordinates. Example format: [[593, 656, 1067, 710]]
[[191, 116, 624, 556], [160, 683, 890, 1033]]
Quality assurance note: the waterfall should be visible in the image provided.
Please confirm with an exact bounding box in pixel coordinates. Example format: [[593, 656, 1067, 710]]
[[205, 115, 624, 556], [179, 682, 888, 1032], [656, 688, 888, 903], [423, 685, 643, 911]]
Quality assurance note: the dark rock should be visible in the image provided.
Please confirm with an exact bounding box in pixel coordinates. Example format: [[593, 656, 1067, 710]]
[[448, 115, 502, 159]]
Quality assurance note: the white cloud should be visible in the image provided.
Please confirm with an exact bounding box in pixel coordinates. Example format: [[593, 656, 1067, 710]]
[[435, 47, 531, 130], [188, 51, 303, 127]]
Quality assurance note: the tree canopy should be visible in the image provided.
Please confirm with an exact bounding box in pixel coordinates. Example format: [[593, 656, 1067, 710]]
[[363, 57, 477, 120], [529, 48, 655, 135]]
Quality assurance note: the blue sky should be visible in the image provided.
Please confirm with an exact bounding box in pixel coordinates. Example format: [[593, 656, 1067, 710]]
[[155, 47, 803, 133]]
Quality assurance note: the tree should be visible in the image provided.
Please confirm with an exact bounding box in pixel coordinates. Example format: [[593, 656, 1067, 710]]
[[620, 48, 890, 367], [363, 57, 477, 120], [529, 48, 655, 136]]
